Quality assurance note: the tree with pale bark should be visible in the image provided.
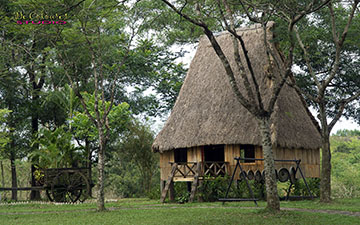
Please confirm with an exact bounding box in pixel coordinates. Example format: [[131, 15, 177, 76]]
[[286, 0, 360, 202], [52, 0, 186, 211], [158, 0, 330, 211]]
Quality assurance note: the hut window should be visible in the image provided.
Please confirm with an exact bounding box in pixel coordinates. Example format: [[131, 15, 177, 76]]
[[240, 145, 255, 163], [174, 148, 187, 163], [204, 145, 224, 162]]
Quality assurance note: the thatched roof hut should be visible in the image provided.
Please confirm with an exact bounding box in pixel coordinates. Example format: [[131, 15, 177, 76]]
[[153, 23, 321, 153]]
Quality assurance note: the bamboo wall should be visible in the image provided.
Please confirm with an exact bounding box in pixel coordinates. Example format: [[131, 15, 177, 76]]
[[225, 144, 264, 180], [159, 144, 320, 181], [273, 147, 320, 178], [159, 151, 173, 180]]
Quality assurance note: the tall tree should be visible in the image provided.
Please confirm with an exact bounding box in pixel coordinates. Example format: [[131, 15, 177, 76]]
[[0, 0, 74, 200], [117, 121, 157, 194], [0, 109, 11, 198], [158, 0, 329, 211], [53, 0, 184, 210], [0, 0, 34, 200], [287, 0, 360, 202]]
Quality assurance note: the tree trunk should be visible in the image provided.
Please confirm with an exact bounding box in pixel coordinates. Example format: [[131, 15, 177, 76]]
[[30, 164, 41, 200], [320, 136, 331, 202], [29, 68, 44, 201], [97, 132, 106, 211], [1, 161, 6, 200], [7, 100, 18, 201], [30, 113, 41, 200], [86, 138, 92, 197], [258, 117, 280, 211], [319, 104, 331, 202], [10, 152, 17, 201], [30, 105, 41, 200], [0, 161, 4, 188]]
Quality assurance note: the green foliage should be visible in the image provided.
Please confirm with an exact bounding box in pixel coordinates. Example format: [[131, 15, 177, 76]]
[[0, 109, 11, 149], [331, 131, 360, 198], [30, 125, 82, 169], [172, 182, 190, 203], [71, 92, 131, 143], [290, 178, 320, 197], [197, 176, 230, 202], [41, 84, 80, 127], [290, 4, 360, 121], [334, 129, 360, 137], [0, 160, 32, 200], [195, 176, 266, 202], [134, 0, 217, 45], [106, 121, 159, 198]]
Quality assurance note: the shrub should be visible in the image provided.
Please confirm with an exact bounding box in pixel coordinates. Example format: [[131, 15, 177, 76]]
[[290, 178, 320, 197]]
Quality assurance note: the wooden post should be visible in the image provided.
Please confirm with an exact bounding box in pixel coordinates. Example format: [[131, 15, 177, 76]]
[[169, 182, 175, 201], [160, 180, 165, 193], [189, 162, 201, 202], [160, 163, 177, 203], [197, 180, 204, 202]]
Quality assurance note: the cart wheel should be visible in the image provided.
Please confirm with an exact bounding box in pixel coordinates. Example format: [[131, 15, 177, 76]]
[[50, 171, 90, 203], [78, 180, 92, 203], [46, 189, 55, 202]]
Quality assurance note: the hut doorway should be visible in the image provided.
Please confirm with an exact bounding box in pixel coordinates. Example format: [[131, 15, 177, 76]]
[[174, 148, 187, 163], [204, 145, 224, 162], [203, 145, 226, 177]]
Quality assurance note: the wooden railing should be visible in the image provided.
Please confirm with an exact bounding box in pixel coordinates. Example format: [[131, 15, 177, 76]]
[[203, 161, 228, 177], [170, 162, 198, 178], [169, 162, 229, 178]]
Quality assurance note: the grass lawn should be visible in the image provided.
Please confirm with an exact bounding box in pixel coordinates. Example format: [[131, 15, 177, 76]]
[[0, 198, 359, 225]]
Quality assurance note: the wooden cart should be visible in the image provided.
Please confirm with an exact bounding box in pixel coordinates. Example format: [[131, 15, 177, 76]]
[[0, 167, 92, 203]]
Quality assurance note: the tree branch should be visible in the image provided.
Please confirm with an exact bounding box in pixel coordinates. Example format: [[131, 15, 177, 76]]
[[287, 74, 322, 133], [160, 0, 206, 28], [294, 25, 321, 90], [323, 1, 359, 93], [219, 0, 257, 107], [160, 0, 257, 115], [57, 50, 97, 126], [329, 91, 360, 131]]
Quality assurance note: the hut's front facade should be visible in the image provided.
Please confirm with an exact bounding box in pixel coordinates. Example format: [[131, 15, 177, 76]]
[[152, 23, 321, 189]]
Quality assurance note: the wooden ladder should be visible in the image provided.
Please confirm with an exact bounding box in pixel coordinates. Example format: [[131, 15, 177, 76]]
[[189, 162, 201, 202], [160, 163, 177, 203]]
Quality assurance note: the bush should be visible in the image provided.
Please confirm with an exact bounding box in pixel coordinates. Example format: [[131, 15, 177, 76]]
[[197, 176, 229, 202], [147, 185, 161, 200], [288, 178, 320, 197], [174, 182, 191, 203], [331, 135, 360, 198], [196, 176, 265, 202]]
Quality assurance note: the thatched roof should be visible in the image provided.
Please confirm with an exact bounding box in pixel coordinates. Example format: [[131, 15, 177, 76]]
[[153, 23, 321, 153]]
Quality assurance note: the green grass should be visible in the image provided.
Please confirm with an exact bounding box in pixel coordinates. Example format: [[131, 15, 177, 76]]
[[1, 207, 358, 225], [0, 198, 359, 225], [278, 198, 360, 212]]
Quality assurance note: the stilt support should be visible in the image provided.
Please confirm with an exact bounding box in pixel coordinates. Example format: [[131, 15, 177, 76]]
[[160, 163, 177, 203]]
